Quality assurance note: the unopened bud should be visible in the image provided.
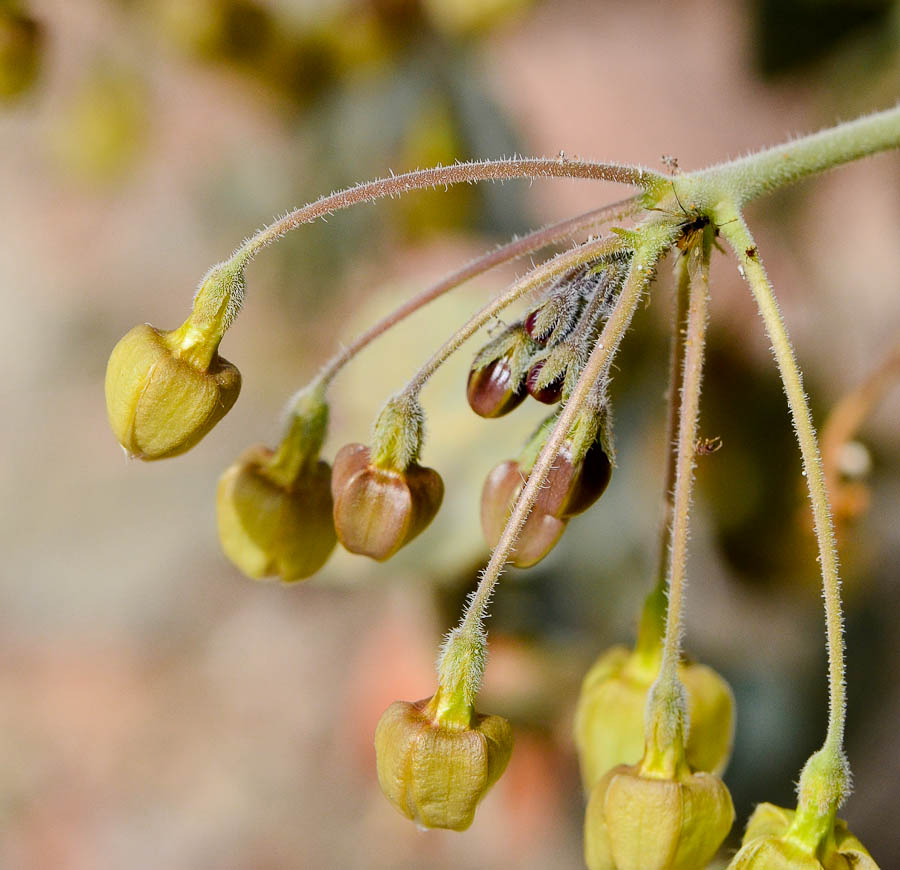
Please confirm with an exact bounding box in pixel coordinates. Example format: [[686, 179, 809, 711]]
[[216, 443, 335, 582], [727, 802, 878, 870], [574, 646, 735, 791], [331, 443, 444, 561], [584, 762, 734, 870], [526, 360, 564, 404], [374, 693, 513, 831], [466, 356, 527, 418]]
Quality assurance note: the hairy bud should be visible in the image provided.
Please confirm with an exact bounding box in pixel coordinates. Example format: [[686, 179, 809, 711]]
[[374, 693, 513, 831]]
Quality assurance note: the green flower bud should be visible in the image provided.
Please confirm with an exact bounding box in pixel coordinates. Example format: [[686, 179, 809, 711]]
[[575, 646, 735, 791], [374, 692, 513, 831], [0, 7, 41, 101], [105, 264, 243, 460], [584, 762, 734, 870], [216, 447, 335, 583], [331, 443, 444, 561], [727, 803, 878, 870]]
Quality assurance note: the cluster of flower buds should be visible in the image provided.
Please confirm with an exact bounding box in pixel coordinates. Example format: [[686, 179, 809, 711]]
[[466, 263, 621, 419], [574, 644, 735, 792], [0, 3, 41, 101], [584, 686, 735, 870]]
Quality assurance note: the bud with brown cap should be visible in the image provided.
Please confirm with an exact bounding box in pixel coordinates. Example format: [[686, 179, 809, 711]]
[[466, 324, 535, 418]]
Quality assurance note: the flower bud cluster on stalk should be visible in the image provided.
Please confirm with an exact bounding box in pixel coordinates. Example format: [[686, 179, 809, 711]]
[[105, 108, 900, 862]]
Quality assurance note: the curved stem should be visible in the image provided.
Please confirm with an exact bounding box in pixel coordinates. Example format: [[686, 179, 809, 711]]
[[232, 158, 662, 265], [720, 216, 846, 757], [635, 254, 691, 660], [400, 235, 630, 399], [454, 225, 673, 649], [314, 196, 643, 390]]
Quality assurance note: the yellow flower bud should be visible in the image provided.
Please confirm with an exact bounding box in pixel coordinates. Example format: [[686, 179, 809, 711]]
[[374, 693, 513, 831], [584, 762, 734, 870], [105, 323, 240, 460], [727, 803, 879, 870], [574, 645, 735, 791], [216, 446, 335, 582]]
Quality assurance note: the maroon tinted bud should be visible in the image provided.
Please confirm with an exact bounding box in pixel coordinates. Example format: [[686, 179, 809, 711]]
[[533, 440, 612, 519], [466, 357, 527, 419], [332, 443, 444, 561], [480, 459, 566, 568], [526, 361, 564, 405], [523, 309, 551, 345]]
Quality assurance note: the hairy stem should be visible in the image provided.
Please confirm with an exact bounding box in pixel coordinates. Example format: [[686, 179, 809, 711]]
[[720, 217, 847, 768], [690, 104, 900, 207], [454, 225, 673, 652], [232, 158, 661, 265], [314, 196, 642, 389], [400, 235, 630, 399], [635, 254, 691, 660]]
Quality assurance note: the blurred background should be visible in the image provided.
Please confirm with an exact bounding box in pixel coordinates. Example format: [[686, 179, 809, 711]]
[[1, 0, 899, 867]]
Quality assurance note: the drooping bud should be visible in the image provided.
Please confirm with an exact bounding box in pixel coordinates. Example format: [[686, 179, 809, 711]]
[[216, 388, 336, 582], [0, 6, 42, 101], [105, 262, 244, 459], [727, 802, 878, 870], [466, 324, 535, 418], [584, 762, 734, 870], [574, 645, 735, 792], [480, 409, 613, 567], [374, 693, 513, 831]]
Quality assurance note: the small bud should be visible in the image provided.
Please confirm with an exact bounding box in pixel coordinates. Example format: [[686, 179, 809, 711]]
[[526, 360, 564, 404], [105, 262, 245, 460], [480, 436, 612, 567], [574, 646, 735, 791], [523, 307, 552, 345], [584, 762, 734, 870], [727, 803, 878, 870], [374, 693, 513, 831], [0, 8, 41, 101], [331, 443, 444, 561], [466, 356, 527, 418], [216, 436, 336, 582], [105, 323, 240, 460]]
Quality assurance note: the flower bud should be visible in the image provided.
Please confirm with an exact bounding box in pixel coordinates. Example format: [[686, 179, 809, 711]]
[[480, 436, 612, 567], [105, 323, 240, 460], [0, 8, 41, 101], [331, 443, 444, 561], [216, 446, 335, 583], [526, 360, 564, 405], [574, 646, 735, 791], [466, 356, 527, 418], [727, 803, 878, 870], [374, 693, 513, 831], [584, 762, 734, 870]]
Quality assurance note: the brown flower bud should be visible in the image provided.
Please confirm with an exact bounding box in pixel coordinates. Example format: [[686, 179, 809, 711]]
[[585, 762, 734, 870], [526, 360, 564, 405], [374, 694, 513, 831], [331, 443, 444, 561], [216, 445, 335, 582], [466, 356, 527, 418], [105, 322, 240, 460], [480, 438, 612, 567]]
